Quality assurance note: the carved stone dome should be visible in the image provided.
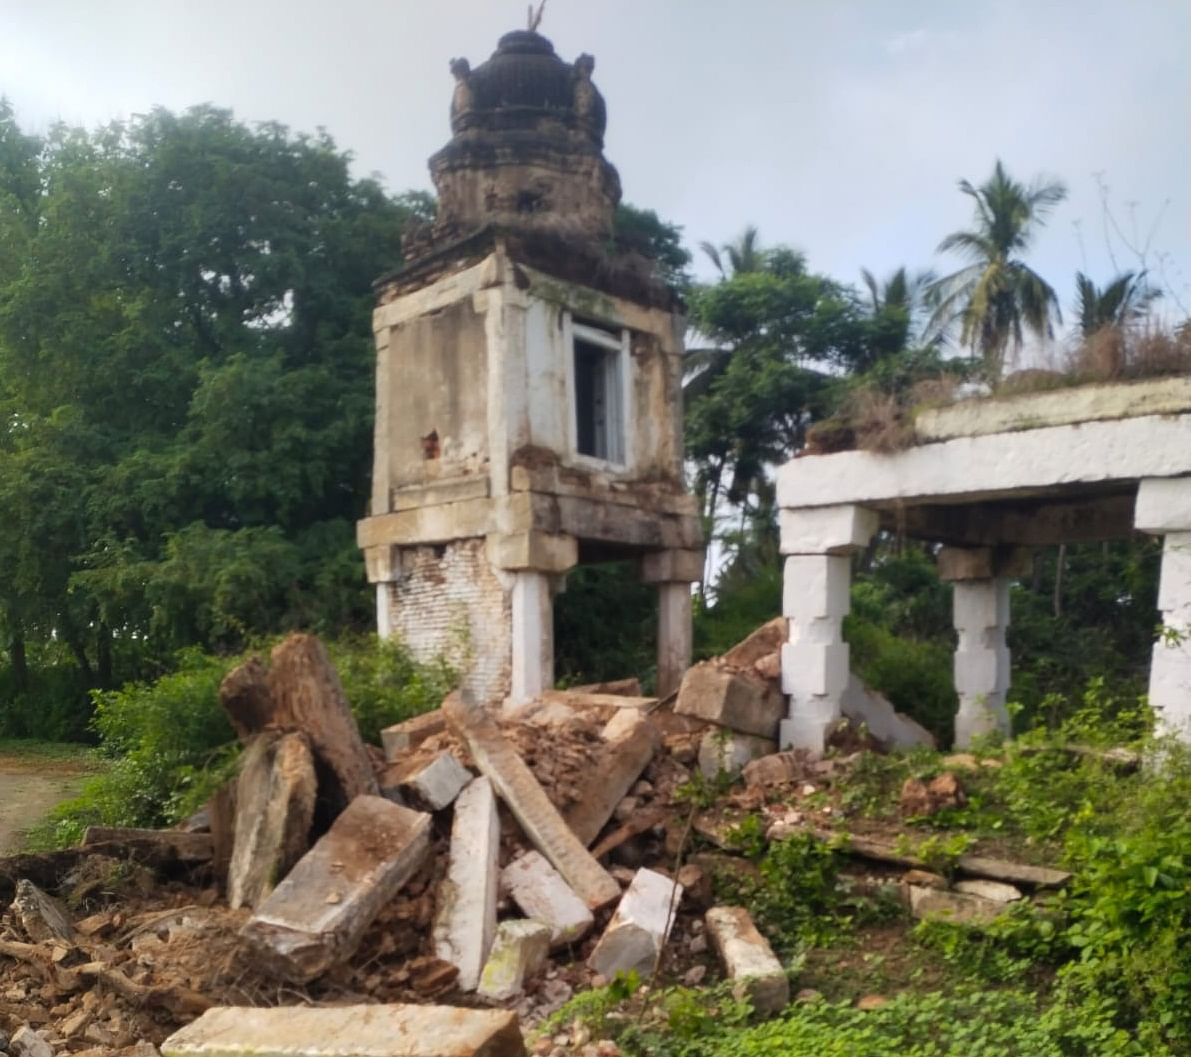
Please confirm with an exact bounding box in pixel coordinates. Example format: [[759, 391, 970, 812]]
[[450, 31, 606, 147]]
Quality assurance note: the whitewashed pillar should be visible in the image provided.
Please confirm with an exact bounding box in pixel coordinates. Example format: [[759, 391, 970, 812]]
[[779, 505, 879, 753], [510, 571, 554, 705], [937, 546, 1016, 748], [1136, 478, 1191, 739], [951, 577, 1012, 747], [641, 549, 703, 698]]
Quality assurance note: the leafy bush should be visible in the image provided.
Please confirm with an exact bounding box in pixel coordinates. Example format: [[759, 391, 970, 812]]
[[30, 634, 453, 847]]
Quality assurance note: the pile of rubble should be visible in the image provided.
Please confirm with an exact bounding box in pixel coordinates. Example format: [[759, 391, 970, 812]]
[[0, 629, 1069, 1057]]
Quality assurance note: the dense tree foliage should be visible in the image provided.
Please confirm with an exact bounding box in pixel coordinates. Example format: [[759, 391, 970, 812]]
[[0, 103, 420, 734]]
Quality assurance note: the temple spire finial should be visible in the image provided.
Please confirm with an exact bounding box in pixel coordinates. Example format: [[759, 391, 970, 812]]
[[527, 0, 547, 32]]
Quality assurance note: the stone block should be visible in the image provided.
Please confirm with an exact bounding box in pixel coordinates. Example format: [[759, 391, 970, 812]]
[[1135, 476, 1191, 534], [719, 616, 789, 669], [937, 547, 993, 581], [227, 731, 317, 910], [705, 906, 789, 1016], [9, 1026, 53, 1057], [241, 795, 431, 982], [783, 556, 851, 620], [954, 646, 1011, 695], [640, 548, 705, 584], [780, 642, 850, 697], [588, 868, 684, 978], [676, 664, 784, 739], [779, 504, 879, 555], [907, 884, 1009, 926], [478, 920, 552, 1001], [697, 730, 777, 780], [501, 851, 593, 948], [160, 1003, 527, 1057], [564, 713, 661, 846], [11, 879, 74, 943], [952, 580, 1011, 630], [1157, 533, 1191, 616], [396, 751, 474, 811], [487, 531, 578, 573], [953, 879, 1022, 903], [443, 692, 620, 909], [602, 707, 651, 742], [742, 751, 804, 787], [381, 710, 446, 760], [779, 714, 835, 754], [433, 777, 500, 991]]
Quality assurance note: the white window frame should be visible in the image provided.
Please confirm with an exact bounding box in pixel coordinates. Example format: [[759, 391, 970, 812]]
[[565, 316, 631, 470]]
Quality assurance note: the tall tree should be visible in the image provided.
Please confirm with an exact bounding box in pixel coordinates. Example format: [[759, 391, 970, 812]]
[[859, 266, 936, 360], [927, 160, 1067, 379], [0, 104, 418, 703]]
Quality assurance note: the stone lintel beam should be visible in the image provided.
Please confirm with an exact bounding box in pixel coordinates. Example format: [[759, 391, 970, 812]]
[[780, 504, 879, 556], [486, 532, 578, 573], [937, 545, 1032, 582], [639, 548, 705, 584], [888, 492, 1137, 548]]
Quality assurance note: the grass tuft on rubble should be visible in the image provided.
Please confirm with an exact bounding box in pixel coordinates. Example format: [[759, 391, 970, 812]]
[[22, 633, 454, 850]]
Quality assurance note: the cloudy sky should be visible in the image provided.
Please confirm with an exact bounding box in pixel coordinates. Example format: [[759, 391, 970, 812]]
[[2, 0, 1188, 321]]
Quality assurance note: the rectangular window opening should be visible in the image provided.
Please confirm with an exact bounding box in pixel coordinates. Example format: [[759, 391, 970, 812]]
[[573, 323, 624, 463]]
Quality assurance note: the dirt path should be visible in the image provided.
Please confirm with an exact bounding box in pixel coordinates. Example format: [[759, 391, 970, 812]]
[[0, 756, 88, 854]]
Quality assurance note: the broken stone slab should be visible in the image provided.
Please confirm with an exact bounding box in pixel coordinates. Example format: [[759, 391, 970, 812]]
[[11, 879, 74, 943], [81, 827, 213, 863], [675, 664, 784, 739], [241, 795, 431, 983], [433, 777, 500, 992], [953, 878, 1023, 903], [705, 906, 789, 1017], [564, 712, 661, 846], [389, 751, 473, 812], [906, 884, 1010, 926], [477, 920, 552, 1001], [380, 710, 447, 761], [720, 617, 788, 670], [602, 708, 649, 742], [443, 692, 620, 910], [266, 634, 380, 806], [227, 731, 316, 910], [587, 868, 684, 978], [698, 729, 777, 780], [161, 1003, 527, 1057], [9, 1026, 54, 1057], [841, 674, 936, 750], [501, 851, 593, 948]]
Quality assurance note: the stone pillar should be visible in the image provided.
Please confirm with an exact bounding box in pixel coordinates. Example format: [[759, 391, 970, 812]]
[[1136, 478, 1191, 738], [778, 505, 878, 753], [951, 577, 1012, 747], [641, 549, 703, 698], [489, 532, 579, 710], [937, 546, 1030, 747], [510, 571, 554, 704]]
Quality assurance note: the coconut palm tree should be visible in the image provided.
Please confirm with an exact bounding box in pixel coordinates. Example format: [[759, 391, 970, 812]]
[[1074, 270, 1160, 337], [926, 160, 1067, 379]]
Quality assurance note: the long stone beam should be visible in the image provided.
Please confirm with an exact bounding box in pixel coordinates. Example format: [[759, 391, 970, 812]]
[[888, 492, 1139, 547], [777, 414, 1191, 510]]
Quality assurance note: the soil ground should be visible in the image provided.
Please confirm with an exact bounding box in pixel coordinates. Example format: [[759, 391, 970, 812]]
[[0, 745, 93, 854]]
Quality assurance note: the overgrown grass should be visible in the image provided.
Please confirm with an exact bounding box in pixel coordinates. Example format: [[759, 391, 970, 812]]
[[24, 634, 454, 850]]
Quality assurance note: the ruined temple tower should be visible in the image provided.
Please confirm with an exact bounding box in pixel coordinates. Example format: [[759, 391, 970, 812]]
[[357, 29, 703, 707]]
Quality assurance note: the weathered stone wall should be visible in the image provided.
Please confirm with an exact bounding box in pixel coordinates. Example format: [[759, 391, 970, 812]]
[[381, 539, 511, 706]]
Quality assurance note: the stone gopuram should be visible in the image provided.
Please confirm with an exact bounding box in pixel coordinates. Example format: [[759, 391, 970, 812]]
[[777, 377, 1191, 752], [357, 30, 703, 708]]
